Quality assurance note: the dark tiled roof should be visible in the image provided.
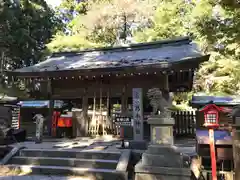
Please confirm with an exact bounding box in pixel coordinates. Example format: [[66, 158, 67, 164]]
[[14, 37, 206, 73]]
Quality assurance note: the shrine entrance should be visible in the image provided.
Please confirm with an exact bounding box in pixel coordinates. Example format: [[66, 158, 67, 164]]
[[7, 37, 209, 140]]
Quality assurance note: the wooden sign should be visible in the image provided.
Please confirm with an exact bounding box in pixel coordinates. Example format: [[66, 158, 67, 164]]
[[132, 88, 143, 141], [11, 106, 20, 129], [2, 104, 20, 129], [114, 117, 132, 126]]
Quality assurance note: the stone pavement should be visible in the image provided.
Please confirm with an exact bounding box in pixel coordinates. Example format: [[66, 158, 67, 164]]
[[0, 175, 92, 180], [9, 136, 195, 153], [9, 136, 119, 151]]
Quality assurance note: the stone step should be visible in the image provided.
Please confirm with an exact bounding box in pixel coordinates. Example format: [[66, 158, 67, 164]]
[[8, 156, 118, 169], [19, 149, 121, 160], [0, 146, 12, 159], [4, 164, 127, 180]]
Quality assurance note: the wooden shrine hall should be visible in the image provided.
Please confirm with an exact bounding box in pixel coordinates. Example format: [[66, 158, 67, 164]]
[[7, 36, 210, 139]]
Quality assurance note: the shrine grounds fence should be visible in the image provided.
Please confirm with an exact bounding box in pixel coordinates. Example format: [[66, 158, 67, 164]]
[[173, 110, 196, 138], [112, 110, 196, 139]]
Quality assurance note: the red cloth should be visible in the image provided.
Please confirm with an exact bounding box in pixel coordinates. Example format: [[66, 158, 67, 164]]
[[57, 117, 72, 127]]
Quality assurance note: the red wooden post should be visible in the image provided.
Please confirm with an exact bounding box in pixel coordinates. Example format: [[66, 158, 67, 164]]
[[200, 104, 222, 180], [209, 128, 217, 180], [51, 111, 59, 137]]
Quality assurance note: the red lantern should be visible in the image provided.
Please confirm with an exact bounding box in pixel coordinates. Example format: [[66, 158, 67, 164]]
[[199, 104, 222, 180], [200, 104, 221, 128]]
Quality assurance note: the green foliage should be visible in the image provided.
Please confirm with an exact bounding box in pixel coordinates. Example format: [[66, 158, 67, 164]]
[[134, 0, 240, 96], [48, 0, 157, 51], [134, 0, 193, 42], [48, 0, 240, 98], [0, 0, 62, 97], [0, 0, 62, 69], [47, 34, 102, 53]]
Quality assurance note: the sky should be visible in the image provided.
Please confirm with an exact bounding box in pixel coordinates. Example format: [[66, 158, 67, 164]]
[[46, 0, 62, 8]]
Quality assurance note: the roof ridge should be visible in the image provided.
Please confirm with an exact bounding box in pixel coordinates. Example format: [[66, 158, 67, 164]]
[[51, 36, 191, 58]]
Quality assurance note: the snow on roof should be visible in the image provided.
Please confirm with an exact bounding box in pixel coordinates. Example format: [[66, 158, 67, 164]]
[[14, 37, 205, 73]]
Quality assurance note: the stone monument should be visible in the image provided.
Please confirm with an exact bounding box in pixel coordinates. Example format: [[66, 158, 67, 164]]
[[135, 88, 191, 180], [132, 88, 144, 141], [33, 114, 45, 144]]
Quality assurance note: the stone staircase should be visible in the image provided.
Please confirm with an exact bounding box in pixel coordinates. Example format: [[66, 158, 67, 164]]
[[4, 148, 130, 180], [0, 146, 12, 159]]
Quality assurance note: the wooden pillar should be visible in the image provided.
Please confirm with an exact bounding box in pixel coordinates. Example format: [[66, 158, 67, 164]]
[[229, 107, 240, 180], [232, 115, 240, 180], [107, 89, 113, 130], [82, 88, 89, 136], [189, 70, 192, 81], [73, 88, 89, 137], [121, 85, 128, 115], [47, 79, 54, 136], [107, 89, 111, 116], [163, 74, 169, 91], [162, 74, 171, 103]]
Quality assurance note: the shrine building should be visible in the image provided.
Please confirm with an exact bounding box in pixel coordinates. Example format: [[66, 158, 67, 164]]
[[7, 37, 210, 139]]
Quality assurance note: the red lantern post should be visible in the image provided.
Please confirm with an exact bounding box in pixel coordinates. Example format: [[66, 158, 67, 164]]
[[208, 128, 217, 180], [200, 104, 221, 180]]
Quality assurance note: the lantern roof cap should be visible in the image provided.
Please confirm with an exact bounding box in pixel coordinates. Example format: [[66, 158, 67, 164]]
[[199, 103, 227, 112]]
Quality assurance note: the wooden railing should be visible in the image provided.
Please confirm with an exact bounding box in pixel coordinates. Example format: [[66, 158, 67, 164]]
[[173, 111, 196, 138], [112, 110, 196, 139]]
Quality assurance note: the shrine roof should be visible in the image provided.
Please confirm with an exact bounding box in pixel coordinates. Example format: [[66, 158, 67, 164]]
[[10, 36, 208, 74], [191, 95, 240, 107], [18, 100, 64, 108]]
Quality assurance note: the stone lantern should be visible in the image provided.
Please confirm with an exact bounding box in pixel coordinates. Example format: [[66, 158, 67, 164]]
[[134, 88, 191, 180]]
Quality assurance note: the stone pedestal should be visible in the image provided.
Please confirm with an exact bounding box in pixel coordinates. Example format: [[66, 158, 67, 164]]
[[134, 115, 191, 180], [148, 116, 174, 145]]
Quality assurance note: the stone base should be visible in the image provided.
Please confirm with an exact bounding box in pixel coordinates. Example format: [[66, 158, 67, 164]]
[[148, 116, 175, 145], [147, 116, 175, 125], [135, 161, 191, 180], [128, 140, 148, 150], [135, 115, 191, 180], [142, 144, 190, 167], [142, 145, 183, 167], [134, 144, 191, 180]]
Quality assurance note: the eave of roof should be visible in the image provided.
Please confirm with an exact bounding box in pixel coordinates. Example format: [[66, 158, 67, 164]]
[[7, 36, 209, 77], [190, 95, 240, 107], [7, 56, 209, 78]]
